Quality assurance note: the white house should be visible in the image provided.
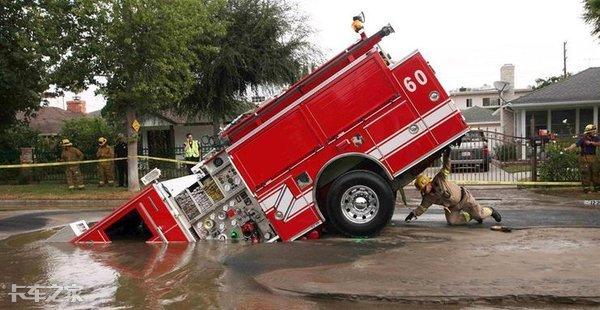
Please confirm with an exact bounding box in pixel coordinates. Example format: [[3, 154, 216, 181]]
[[451, 64, 532, 111], [137, 111, 217, 158], [450, 64, 532, 136], [510, 67, 600, 138]]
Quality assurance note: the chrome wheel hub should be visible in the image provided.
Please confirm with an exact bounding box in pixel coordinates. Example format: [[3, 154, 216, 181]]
[[340, 185, 379, 224]]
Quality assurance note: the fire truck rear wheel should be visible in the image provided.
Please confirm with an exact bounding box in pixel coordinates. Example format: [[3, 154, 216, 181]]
[[326, 170, 394, 237]]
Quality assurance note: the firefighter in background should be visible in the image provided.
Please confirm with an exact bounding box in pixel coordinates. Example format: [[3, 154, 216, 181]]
[[184, 133, 200, 174], [60, 139, 85, 190], [96, 137, 115, 186], [114, 133, 128, 187], [405, 148, 502, 225], [564, 124, 600, 193]]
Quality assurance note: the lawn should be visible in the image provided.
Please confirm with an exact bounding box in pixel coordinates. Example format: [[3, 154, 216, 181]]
[[0, 183, 138, 200], [502, 163, 532, 174]]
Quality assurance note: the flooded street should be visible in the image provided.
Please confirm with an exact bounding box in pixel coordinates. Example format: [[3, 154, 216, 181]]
[[1, 188, 600, 308], [0, 228, 411, 309]]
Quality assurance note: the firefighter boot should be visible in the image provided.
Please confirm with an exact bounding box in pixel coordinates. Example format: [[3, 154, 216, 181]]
[[490, 207, 502, 222]]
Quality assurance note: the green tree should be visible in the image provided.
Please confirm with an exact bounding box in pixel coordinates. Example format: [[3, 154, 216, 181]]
[[60, 117, 116, 158], [531, 74, 571, 90], [584, 0, 600, 39], [0, 122, 40, 164], [55, 0, 220, 191], [178, 0, 318, 136], [0, 0, 75, 133]]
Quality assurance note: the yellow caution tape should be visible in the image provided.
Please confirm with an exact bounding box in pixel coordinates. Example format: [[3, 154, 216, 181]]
[[454, 180, 581, 186], [137, 156, 198, 165], [408, 180, 581, 186], [0, 156, 198, 169], [0, 159, 582, 186]]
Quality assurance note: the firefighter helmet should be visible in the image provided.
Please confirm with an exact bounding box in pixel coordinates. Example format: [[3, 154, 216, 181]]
[[414, 174, 431, 191], [584, 124, 597, 134], [98, 137, 107, 145], [61, 139, 73, 147], [352, 19, 364, 33]]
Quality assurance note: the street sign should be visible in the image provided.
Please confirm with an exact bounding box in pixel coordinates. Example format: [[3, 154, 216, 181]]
[[132, 119, 141, 132]]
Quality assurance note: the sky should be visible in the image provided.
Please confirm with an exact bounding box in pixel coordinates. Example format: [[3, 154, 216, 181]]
[[48, 0, 600, 112]]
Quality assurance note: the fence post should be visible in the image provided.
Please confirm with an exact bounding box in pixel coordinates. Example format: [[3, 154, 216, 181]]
[[531, 143, 538, 182]]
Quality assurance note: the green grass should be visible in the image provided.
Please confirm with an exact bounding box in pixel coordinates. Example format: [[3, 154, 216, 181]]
[[0, 183, 137, 200], [502, 163, 532, 174]]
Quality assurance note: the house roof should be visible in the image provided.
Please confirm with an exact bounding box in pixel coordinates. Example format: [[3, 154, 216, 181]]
[[158, 110, 209, 125], [26, 107, 87, 135], [87, 109, 102, 118], [460, 106, 500, 124], [511, 67, 600, 104]]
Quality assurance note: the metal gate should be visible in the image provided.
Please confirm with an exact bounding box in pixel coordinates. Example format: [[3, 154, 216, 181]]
[[425, 130, 537, 183]]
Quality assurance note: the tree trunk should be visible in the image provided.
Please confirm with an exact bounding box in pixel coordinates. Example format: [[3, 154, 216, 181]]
[[126, 106, 140, 191], [211, 114, 221, 138]]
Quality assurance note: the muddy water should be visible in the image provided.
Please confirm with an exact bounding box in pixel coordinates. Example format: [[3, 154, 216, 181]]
[[0, 229, 418, 309], [0, 227, 593, 309]]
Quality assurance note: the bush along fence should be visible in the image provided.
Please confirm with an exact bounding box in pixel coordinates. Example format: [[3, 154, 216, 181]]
[[0, 135, 223, 185]]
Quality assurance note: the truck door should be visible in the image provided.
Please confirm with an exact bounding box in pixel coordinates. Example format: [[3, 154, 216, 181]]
[[379, 51, 467, 175]]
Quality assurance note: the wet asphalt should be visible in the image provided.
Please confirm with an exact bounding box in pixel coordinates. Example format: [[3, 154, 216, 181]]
[[0, 188, 599, 308], [1, 206, 599, 240]]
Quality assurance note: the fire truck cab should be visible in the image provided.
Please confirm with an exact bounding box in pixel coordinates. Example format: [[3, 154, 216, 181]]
[[71, 24, 469, 244]]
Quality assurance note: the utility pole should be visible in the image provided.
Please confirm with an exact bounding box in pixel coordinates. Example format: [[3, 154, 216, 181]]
[[563, 41, 567, 78]]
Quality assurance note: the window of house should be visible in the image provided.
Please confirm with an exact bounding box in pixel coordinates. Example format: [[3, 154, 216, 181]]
[[550, 109, 576, 136], [525, 111, 548, 138], [466, 98, 472, 108], [482, 98, 491, 106], [579, 108, 594, 134]]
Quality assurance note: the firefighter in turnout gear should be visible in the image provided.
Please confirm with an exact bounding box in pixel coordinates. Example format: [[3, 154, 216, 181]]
[[564, 124, 600, 193], [96, 137, 115, 186], [405, 148, 502, 225], [60, 139, 85, 190]]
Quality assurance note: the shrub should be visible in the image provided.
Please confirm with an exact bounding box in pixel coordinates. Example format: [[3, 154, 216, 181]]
[[538, 143, 580, 181], [60, 117, 118, 158]]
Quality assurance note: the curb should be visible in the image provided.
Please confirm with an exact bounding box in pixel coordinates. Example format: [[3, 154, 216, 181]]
[[0, 200, 125, 208]]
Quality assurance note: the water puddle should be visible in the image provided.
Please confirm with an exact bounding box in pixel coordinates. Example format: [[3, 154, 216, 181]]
[[0, 228, 413, 309]]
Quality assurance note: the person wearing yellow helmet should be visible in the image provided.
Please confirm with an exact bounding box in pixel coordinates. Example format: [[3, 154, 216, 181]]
[[564, 124, 600, 193], [96, 137, 115, 186], [406, 148, 501, 225], [60, 139, 85, 190]]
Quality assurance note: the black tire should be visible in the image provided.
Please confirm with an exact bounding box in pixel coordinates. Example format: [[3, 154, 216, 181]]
[[326, 170, 395, 237]]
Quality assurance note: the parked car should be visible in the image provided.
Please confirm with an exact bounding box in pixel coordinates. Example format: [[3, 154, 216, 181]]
[[450, 130, 490, 172]]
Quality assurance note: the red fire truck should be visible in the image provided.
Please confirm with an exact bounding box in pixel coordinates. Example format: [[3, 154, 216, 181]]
[[71, 23, 469, 244]]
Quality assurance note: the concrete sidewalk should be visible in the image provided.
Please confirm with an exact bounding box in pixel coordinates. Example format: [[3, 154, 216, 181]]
[[255, 226, 600, 305], [0, 199, 124, 210]]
